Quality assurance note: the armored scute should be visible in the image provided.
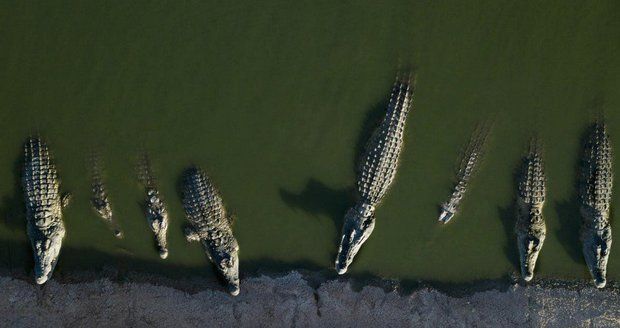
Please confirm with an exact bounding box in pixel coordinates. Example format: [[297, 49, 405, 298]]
[[335, 74, 413, 275], [515, 145, 546, 282], [22, 137, 70, 284], [138, 153, 169, 259], [579, 123, 613, 288], [90, 152, 122, 238], [182, 166, 240, 296], [438, 126, 488, 224]]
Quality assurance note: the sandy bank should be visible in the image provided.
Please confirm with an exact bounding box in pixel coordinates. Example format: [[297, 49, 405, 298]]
[[2, 272, 620, 327]]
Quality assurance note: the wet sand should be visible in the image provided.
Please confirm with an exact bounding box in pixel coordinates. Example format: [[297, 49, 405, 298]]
[[2, 271, 620, 327]]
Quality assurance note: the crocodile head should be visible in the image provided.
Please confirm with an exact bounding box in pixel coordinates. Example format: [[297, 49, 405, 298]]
[[582, 218, 612, 288], [517, 208, 546, 282], [438, 209, 454, 224], [335, 204, 376, 275], [212, 243, 240, 296], [31, 224, 65, 284], [517, 232, 545, 282]]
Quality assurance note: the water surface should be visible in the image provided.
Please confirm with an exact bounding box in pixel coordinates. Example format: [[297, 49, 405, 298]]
[[1, 1, 620, 284]]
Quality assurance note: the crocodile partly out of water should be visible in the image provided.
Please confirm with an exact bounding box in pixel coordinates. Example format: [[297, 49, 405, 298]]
[[438, 125, 489, 224], [182, 166, 240, 296], [334, 74, 414, 275], [138, 153, 169, 259], [90, 151, 122, 238], [515, 143, 546, 282], [22, 137, 71, 284], [579, 122, 613, 288]]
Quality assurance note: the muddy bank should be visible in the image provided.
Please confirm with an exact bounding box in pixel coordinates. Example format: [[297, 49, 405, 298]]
[[2, 272, 620, 327]]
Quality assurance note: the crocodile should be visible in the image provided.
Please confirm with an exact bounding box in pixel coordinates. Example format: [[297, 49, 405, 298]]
[[438, 125, 489, 224], [579, 122, 613, 288], [89, 151, 122, 238], [335, 73, 414, 275], [22, 137, 71, 284], [138, 153, 169, 259], [515, 143, 546, 282], [182, 166, 240, 296]]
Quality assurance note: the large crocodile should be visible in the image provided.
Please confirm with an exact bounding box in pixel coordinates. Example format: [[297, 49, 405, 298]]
[[579, 122, 613, 288], [22, 137, 71, 284], [438, 125, 488, 224], [335, 74, 414, 275], [89, 151, 122, 238], [182, 166, 240, 296], [138, 153, 169, 259], [515, 143, 546, 282]]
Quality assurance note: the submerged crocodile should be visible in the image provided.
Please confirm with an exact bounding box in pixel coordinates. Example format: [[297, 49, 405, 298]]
[[438, 125, 488, 224], [22, 137, 71, 284], [579, 122, 613, 288], [138, 153, 169, 259], [182, 166, 240, 296], [515, 143, 546, 282], [90, 151, 122, 238], [335, 74, 414, 275]]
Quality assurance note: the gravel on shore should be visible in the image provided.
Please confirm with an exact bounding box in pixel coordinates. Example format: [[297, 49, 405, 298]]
[[2, 272, 620, 327]]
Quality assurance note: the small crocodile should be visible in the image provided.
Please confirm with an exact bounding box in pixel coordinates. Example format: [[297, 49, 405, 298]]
[[138, 153, 169, 259], [438, 125, 489, 224], [579, 122, 613, 288], [89, 151, 122, 238], [335, 73, 414, 275], [515, 142, 546, 282], [22, 137, 71, 284], [182, 166, 240, 296]]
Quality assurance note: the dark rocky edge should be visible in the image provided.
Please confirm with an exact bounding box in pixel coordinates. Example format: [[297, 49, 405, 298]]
[[2, 267, 620, 327]]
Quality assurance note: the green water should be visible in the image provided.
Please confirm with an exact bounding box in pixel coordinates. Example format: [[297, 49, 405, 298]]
[[1, 1, 620, 285]]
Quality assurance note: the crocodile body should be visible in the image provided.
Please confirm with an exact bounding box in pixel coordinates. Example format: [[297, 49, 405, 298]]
[[438, 127, 487, 223], [90, 152, 122, 238], [335, 74, 413, 274], [138, 153, 169, 259], [22, 137, 68, 284], [515, 145, 546, 282], [182, 166, 239, 295], [580, 122, 613, 288]]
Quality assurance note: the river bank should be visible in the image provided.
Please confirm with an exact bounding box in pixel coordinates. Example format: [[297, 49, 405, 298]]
[[2, 271, 620, 327]]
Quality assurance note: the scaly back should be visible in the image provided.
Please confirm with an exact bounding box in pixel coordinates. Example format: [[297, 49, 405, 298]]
[[580, 123, 613, 216], [23, 137, 60, 218], [357, 75, 413, 205]]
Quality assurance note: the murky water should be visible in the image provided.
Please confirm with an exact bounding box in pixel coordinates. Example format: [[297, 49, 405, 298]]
[[1, 1, 620, 284]]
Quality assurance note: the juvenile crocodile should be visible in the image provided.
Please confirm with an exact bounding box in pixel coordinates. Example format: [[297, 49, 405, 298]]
[[335, 73, 414, 275], [182, 166, 240, 296], [515, 143, 546, 282], [22, 137, 71, 284], [438, 125, 488, 224], [89, 151, 122, 238], [138, 153, 169, 259], [579, 122, 613, 288]]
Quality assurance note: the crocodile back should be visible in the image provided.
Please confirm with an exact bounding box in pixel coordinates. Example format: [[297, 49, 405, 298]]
[[357, 77, 413, 205], [580, 123, 613, 216], [182, 167, 228, 231], [23, 137, 61, 225], [519, 149, 545, 207]]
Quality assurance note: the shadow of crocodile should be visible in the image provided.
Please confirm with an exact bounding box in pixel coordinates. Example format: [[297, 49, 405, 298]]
[[554, 197, 583, 264], [0, 154, 26, 231], [497, 204, 519, 272], [279, 179, 353, 230], [278, 100, 388, 243]]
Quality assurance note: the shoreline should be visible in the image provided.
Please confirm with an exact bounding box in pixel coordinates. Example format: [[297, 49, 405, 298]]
[[3, 270, 620, 327]]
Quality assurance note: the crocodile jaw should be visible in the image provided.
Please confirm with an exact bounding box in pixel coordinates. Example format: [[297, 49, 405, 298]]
[[335, 205, 376, 275], [582, 224, 612, 289], [517, 232, 545, 282], [29, 223, 65, 284], [216, 250, 240, 296], [438, 209, 454, 224]]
